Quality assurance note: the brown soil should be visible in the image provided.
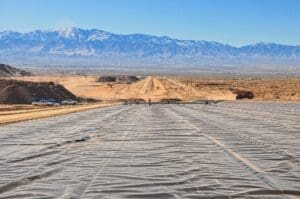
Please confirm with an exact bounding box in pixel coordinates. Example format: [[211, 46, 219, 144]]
[[189, 78, 300, 101], [0, 79, 77, 104], [229, 88, 254, 100], [160, 98, 182, 103], [97, 75, 139, 84], [0, 102, 119, 125], [11, 75, 300, 102], [97, 76, 117, 83]]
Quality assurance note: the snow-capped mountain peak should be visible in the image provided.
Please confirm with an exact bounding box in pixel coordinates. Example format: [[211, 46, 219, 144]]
[[58, 27, 80, 37], [0, 27, 299, 66], [88, 30, 111, 41]]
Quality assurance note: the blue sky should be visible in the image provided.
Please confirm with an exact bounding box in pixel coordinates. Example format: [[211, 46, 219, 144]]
[[0, 0, 299, 46]]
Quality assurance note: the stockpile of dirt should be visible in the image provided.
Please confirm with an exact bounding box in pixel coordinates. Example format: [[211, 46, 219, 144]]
[[230, 88, 254, 100], [97, 75, 139, 84], [97, 76, 117, 83], [0, 64, 33, 77], [160, 98, 182, 103], [0, 79, 77, 104], [123, 98, 146, 104], [116, 75, 139, 84]]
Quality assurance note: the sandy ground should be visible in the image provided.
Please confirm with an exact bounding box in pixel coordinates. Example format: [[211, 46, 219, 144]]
[[0, 103, 119, 125], [186, 77, 300, 101], [13, 75, 300, 102], [2, 75, 298, 123], [0, 102, 299, 198]]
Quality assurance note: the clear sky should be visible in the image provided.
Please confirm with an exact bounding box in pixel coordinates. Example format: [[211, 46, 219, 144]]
[[0, 0, 299, 46]]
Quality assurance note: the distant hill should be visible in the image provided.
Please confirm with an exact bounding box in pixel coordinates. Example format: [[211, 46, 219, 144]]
[[0, 64, 33, 77], [0, 27, 300, 67]]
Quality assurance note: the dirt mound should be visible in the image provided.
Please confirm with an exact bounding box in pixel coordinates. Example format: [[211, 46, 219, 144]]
[[195, 82, 228, 87], [0, 79, 77, 104], [97, 75, 139, 84], [0, 85, 32, 104], [230, 89, 254, 100], [0, 64, 33, 77], [116, 75, 139, 84], [97, 76, 117, 83], [160, 98, 182, 103], [123, 98, 146, 104]]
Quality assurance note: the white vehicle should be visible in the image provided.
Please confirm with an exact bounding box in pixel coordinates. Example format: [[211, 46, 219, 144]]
[[32, 99, 54, 106], [61, 99, 78, 105]]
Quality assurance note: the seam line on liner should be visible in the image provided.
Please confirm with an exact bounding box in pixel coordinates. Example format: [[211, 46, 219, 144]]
[[164, 105, 285, 195]]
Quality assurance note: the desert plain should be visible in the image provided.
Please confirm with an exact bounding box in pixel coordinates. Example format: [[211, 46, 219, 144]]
[[13, 74, 300, 102]]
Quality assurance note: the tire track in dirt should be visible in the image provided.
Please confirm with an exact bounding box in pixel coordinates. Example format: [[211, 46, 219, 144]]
[[139, 76, 153, 94]]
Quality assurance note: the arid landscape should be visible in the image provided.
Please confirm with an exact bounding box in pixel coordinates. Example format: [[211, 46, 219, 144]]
[[1, 67, 299, 125], [12, 74, 300, 102], [1, 0, 300, 197], [0, 65, 299, 197]]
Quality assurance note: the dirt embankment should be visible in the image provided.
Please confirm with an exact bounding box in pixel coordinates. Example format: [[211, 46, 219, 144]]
[[0, 79, 77, 104], [0, 102, 119, 125]]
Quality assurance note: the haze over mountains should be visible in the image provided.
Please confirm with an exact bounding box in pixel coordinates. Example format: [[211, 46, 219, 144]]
[[0, 27, 300, 68]]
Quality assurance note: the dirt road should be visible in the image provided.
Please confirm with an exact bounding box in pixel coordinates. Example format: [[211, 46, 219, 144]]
[[0, 102, 299, 198], [0, 103, 119, 125]]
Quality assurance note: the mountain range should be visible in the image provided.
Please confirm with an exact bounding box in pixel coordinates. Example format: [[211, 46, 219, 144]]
[[0, 27, 300, 67], [0, 64, 32, 77]]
